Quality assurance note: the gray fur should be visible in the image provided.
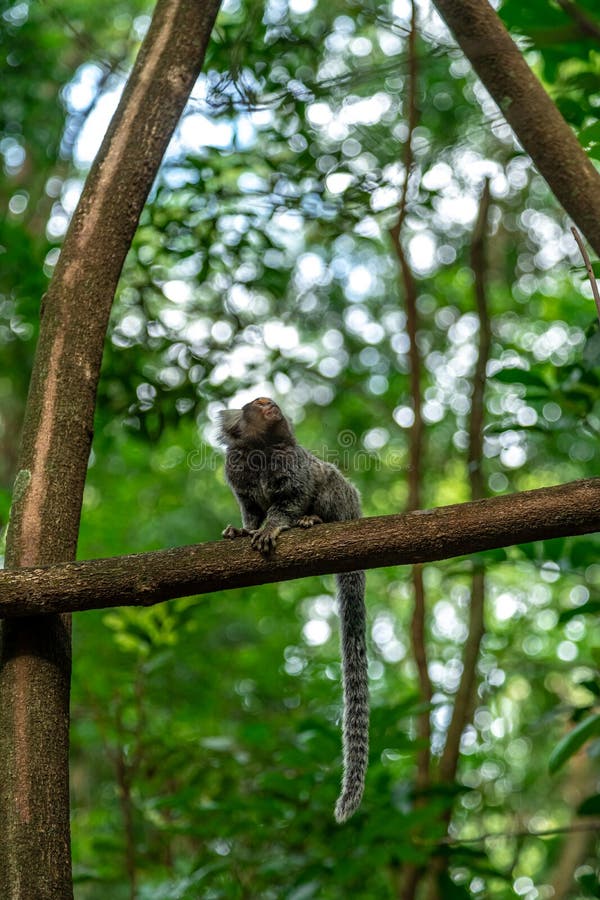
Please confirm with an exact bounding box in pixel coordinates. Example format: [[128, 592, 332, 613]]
[[220, 397, 368, 822]]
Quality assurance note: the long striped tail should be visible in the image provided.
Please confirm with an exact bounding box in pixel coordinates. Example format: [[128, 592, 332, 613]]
[[334, 570, 369, 823]]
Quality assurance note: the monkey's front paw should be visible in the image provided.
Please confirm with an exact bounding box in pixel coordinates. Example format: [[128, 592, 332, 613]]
[[297, 515, 323, 529], [223, 524, 249, 539], [251, 525, 286, 555]]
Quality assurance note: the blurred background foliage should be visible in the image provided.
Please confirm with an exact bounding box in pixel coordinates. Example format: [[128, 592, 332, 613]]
[[1, 0, 600, 896]]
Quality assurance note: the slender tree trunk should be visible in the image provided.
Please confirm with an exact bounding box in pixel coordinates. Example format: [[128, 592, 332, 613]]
[[0, 1, 221, 896], [439, 179, 491, 787], [425, 179, 492, 900]]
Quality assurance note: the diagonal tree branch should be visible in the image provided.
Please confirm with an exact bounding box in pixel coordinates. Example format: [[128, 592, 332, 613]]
[[432, 0, 600, 257], [0, 478, 598, 618], [555, 0, 600, 44], [0, 1, 222, 896]]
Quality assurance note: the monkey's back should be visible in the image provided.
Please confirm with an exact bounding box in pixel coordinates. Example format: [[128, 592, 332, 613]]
[[225, 441, 361, 525], [305, 452, 361, 523]]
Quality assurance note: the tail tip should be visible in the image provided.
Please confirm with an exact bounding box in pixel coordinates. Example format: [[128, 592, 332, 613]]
[[334, 791, 362, 824]]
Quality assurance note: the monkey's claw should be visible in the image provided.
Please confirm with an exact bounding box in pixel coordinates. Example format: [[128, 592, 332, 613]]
[[251, 525, 286, 555]]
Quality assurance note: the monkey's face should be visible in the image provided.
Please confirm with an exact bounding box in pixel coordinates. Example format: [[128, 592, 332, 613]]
[[219, 397, 292, 447], [243, 397, 283, 425]]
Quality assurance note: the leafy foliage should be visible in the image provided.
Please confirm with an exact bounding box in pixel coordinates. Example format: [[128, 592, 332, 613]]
[[2, 0, 600, 896]]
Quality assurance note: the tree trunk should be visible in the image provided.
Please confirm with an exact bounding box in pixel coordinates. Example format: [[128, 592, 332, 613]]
[[0, 1, 221, 896]]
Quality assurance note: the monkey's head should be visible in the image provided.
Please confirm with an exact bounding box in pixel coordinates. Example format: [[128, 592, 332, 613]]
[[219, 397, 295, 448]]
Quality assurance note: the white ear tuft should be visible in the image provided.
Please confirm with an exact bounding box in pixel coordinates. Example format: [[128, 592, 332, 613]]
[[218, 408, 243, 446]]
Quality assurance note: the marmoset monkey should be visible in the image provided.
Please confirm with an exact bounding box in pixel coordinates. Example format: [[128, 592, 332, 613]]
[[219, 396, 368, 823]]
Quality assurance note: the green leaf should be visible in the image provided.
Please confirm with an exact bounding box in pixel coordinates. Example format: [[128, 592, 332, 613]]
[[577, 793, 600, 816], [579, 679, 600, 698], [559, 600, 600, 623], [541, 537, 565, 562], [549, 713, 600, 774], [491, 367, 550, 388], [583, 330, 600, 368], [576, 871, 600, 898], [579, 121, 600, 145]]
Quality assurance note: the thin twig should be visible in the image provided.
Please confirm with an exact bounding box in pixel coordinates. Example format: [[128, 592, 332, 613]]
[[571, 226, 600, 321], [468, 178, 492, 501], [555, 0, 600, 43], [436, 819, 600, 846]]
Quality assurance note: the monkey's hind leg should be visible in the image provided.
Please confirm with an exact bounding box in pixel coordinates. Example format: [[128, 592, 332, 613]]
[[222, 525, 252, 539], [296, 515, 323, 528]]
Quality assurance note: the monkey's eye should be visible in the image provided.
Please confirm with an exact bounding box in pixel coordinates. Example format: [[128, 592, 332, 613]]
[[255, 397, 272, 406]]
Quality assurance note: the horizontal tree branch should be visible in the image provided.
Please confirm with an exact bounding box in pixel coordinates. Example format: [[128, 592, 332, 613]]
[[0, 478, 598, 618]]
